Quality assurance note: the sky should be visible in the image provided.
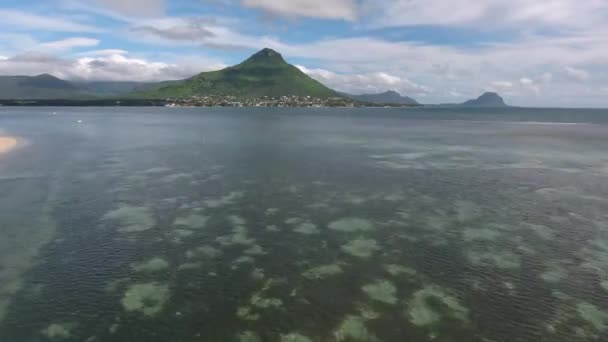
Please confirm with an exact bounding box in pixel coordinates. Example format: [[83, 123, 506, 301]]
[[0, 0, 607, 107]]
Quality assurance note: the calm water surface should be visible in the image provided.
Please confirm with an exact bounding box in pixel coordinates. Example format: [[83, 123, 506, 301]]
[[1, 107, 608, 341]]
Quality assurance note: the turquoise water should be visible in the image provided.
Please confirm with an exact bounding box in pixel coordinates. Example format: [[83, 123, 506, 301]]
[[0, 107, 607, 341]]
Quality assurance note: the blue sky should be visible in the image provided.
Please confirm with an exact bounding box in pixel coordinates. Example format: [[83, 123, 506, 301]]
[[0, 0, 607, 107]]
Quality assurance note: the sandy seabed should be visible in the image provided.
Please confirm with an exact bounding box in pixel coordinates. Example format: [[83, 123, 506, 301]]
[[0, 136, 18, 154]]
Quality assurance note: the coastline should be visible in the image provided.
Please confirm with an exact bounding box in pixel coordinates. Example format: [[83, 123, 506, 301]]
[[0, 136, 18, 155], [0, 98, 420, 108]]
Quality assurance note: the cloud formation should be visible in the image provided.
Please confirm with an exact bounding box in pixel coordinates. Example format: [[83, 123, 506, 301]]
[[96, 0, 165, 17], [0, 9, 100, 32], [131, 18, 217, 41], [242, 0, 358, 21], [297, 65, 431, 96], [39, 38, 100, 52], [0, 52, 226, 82], [565, 66, 591, 82], [369, 0, 608, 30]]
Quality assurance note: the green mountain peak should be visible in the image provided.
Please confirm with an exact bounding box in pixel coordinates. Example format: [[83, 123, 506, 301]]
[[239, 48, 287, 66], [462, 92, 507, 107], [137, 48, 338, 99]]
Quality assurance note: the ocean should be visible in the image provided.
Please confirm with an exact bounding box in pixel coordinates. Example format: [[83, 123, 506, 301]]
[[0, 106, 607, 341]]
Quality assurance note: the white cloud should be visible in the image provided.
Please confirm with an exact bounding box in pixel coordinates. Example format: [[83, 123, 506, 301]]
[[0, 9, 100, 32], [448, 90, 462, 97], [72, 54, 189, 81], [242, 0, 358, 21], [39, 38, 100, 52], [519, 77, 534, 85], [76, 49, 129, 56], [0, 53, 226, 82], [565, 66, 591, 81], [540, 72, 553, 83], [117, 17, 236, 48], [130, 18, 216, 42], [518, 77, 540, 93], [95, 0, 165, 17], [491, 81, 513, 89], [296, 65, 431, 95], [368, 0, 608, 30]]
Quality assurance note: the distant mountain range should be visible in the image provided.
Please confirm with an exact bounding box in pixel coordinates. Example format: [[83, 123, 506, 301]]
[[344, 90, 419, 105], [0, 74, 85, 99], [74, 81, 154, 97], [0, 48, 507, 107], [0, 74, 150, 99]]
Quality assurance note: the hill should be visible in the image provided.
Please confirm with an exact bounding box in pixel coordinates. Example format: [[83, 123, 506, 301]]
[[0, 74, 87, 99], [346, 90, 418, 105], [74, 81, 153, 97], [0, 74, 153, 99], [461, 92, 507, 107], [138, 48, 338, 99]]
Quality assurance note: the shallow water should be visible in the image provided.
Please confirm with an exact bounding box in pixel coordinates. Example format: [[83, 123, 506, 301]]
[[1, 106, 608, 341]]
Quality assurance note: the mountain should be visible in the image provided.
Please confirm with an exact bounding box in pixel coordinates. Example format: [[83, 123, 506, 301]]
[[346, 90, 418, 105], [0, 74, 153, 99], [461, 92, 507, 107], [138, 48, 338, 99], [0, 74, 87, 99], [74, 81, 154, 97]]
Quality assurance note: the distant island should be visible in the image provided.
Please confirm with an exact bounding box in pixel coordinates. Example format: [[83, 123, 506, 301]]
[[427, 92, 509, 108], [0, 48, 507, 108], [461, 92, 507, 107]]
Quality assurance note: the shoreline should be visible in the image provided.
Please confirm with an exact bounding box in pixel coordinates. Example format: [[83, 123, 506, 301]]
[[0, 136, 18, 155], [0, 99, 419, 108]]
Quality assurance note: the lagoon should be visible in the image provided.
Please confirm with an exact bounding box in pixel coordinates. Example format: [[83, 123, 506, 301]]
[[1, 106, 607, 341]]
